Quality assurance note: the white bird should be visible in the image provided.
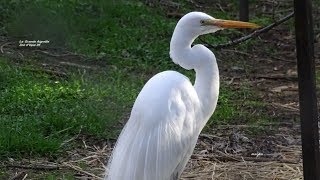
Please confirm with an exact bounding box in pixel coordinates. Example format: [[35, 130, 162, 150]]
[[106, 12, 259, 180]]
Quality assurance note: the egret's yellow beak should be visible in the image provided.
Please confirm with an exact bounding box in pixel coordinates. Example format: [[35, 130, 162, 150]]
[[203, 19, 260, 29]]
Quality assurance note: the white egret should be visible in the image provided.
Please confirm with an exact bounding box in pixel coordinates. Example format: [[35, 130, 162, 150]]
[[106, 12, 259, 180]]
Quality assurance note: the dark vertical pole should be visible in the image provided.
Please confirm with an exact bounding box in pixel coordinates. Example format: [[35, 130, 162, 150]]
[[294, 0, 320, 179], [239, 0, 249, 22]]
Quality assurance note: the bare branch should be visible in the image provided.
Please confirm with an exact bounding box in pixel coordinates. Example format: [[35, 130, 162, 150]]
[[6, 164, 59, 171], [203, 12, 294, 49]]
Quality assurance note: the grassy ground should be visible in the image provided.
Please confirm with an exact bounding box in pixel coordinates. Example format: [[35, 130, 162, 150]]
[[0, 0, 277, 178]]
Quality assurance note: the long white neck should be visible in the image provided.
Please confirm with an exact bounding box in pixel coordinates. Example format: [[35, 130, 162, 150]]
[[170, 28, 220, 130], [194, 60, 219, 128]]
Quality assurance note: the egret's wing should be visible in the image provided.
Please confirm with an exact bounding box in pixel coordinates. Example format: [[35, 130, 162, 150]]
[[106, 71, 200, 180]]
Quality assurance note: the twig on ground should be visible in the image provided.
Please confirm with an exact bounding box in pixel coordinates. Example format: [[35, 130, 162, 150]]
[[9, 172, 27, 180], [33, 50, 84, 58], [199, 133, 223, 140], [68, 155, 99, 163], [192, 154, 299, 164], [216, 124, 278, 128], [27, 68, 67, 78], [216, 3, 226, 13], [0, 42, 13, 53], [203, 12, 294, 49], [7, 162, 103, 179], [271, 56, 295, 63], [45, 126, 73, 138], [271, 102, 299, 112], [60, 126, 82, 147], [62, 162, 103, 180], [6, 164, 59, 171], [255, 73, 297, 80]]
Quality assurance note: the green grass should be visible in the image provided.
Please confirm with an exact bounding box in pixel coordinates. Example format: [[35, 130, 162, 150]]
[[205, 83, 271, 129], [0, 57, 143, 158], [0, 0, 271, 160]]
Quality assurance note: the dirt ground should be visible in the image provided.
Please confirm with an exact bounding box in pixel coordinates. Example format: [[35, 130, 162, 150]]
[[2, 0, 320, 179]]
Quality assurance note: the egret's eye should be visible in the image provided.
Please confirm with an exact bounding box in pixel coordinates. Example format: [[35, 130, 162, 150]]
[[200, 20, 205, 25]]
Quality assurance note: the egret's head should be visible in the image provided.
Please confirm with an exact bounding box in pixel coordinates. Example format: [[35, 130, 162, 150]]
[[170, 12, 260, 70], [176, 12, 260, 36]]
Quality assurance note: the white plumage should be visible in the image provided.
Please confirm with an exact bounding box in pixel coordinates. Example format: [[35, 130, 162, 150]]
[[106, 12, 259, 180], [107, 71, 202, 180]]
